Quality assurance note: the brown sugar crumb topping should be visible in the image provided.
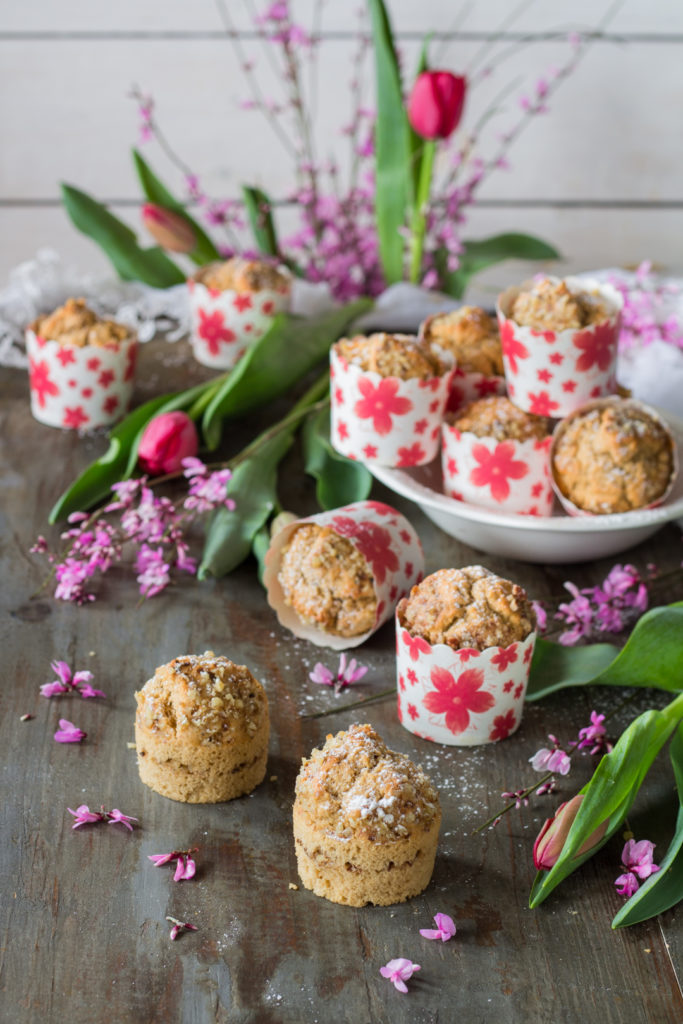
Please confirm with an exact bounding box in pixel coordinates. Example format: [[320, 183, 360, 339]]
[[135, 651, 266, 743], [552, 401, 675, 514], [422, 307, 503, 376], [398, 566, 535, 650], [278, 524, 377, 638], [448, 396, 549, 442], [510, 278, 608, 332], [194, 257, 289, 293], [335, 332, 446, 380], [295, 724, 440, 842], [31, 298, 131, 349]]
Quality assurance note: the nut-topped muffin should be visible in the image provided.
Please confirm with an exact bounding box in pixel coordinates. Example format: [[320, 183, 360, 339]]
[[277, 524, 378, 638], [193, 256, 289, 294], [135, 652, 269, 803], [449, 395, 549, 442], [31, 297, 131, 349], [398, 566, 536, 651], [421, 307, 504, 376], [551, 398, 676, 514], [293, 723, 441, 906], [334, 332, 445, 380], [510, 277, 608, 332]]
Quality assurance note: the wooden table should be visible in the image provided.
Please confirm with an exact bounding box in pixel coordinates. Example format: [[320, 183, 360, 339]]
[[2, 339, 682, 1024]]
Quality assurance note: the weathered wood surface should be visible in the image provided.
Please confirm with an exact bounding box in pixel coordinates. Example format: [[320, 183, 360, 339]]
[[1, 340, 682, 1024]]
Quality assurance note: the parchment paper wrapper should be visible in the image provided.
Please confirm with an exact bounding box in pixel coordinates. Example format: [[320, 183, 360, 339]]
[[187, 277, 291, 369], [550, 397, 678, 516], [445, 367, 507, 414], [496, 277, 623, 417], [26, 328, 137, 430], [442, 424, 554, 516], [395, 617, 536, 746], [330, 347, 453, 467], [263, 500, 425, 650]]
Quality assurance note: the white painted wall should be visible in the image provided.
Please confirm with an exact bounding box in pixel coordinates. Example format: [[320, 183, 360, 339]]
[[1, 0, 682, 297]]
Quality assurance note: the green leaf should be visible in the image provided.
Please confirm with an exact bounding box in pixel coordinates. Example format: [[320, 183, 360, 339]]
[[612, 723, 683, 927], [440, 232, 560, 299], [61, 183, 185, 288], [132, 148, 220, 266], [529, 694, 683, 908], [302, 405, 372, 510], [591, 603, 683, 692], [242, 185, 280, 258], [198, 431, 293, 579], [526, 638, 619, 701], [251, 524, 272, 586], [368, 0, 413, 284], [202, 298, 371, 449], [48, 379, 217, 522]]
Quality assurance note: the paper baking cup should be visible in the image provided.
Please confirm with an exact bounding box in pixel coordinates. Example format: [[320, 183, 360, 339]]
[[330, 348, 454, 467], [26, 329, 137, 430], [263, 500, 425, 650], [550, 397, 678, 517], [396, 618, 536, 746], [187, 277, 291, 369], [496, 277, 623, 418], [446, 368, 507, 414], [442, 424, 554, 516]]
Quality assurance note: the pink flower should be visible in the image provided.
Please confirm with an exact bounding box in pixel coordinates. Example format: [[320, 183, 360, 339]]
[[621, 838, 660, 881], [138, 411, 199, 476], [54, 719, 87, 743], [309, 653, 368, 694], [469, 441, 528, 503], [108, 809, 138, 831], [41, 660, 101, 699], [68, 804, 104, 829], [529, 746, 571, 776], [379, 957, 421, 994], [408, 71, 467, 140], [615, 872, 640, 898], [167, 915, 198, 941], [79, 682, 107, 699], [419, 912, 456, 942], [577, 711, 608, 754], [353, 377, 413, 435], [489, 710, 517, 742], [149, 849, 197, 881], [531, 600, 547, 631], [423, 666, 494, 735]]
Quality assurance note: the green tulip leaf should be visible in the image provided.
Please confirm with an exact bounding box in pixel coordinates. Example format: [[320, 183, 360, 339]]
[[61, 183, 185, 288], [439, 232, 560, 299], [202, 298, 371, 449], [302, 405, 373, 510], [242, 185, 280, 259], [251, 523, 272, 586], [611, 722, 683, 927], [368, 0, 413, 284], [529, 694, 683, 908], [526, 638, 620, 701], [132, 148, 220, 266]]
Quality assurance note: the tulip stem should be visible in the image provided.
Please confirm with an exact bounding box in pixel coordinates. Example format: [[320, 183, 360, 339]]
[[185, 374, 230, 421], [408, 139, 436, 284]]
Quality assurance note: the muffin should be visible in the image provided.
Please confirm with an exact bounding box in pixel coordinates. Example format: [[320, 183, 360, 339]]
[[551, 398, 676, 514], [188, 256, 291, 369], [26, 298, 137, 429], [331, 334, 453, 466], [263, 500, 425, 651], [135, 652, 269, 803], [293, 723, 441, 906], [510, 277, 608, 332], [396, 568, 537, 745], [420, 307, 503, 376], [442, 397, 553, 514]]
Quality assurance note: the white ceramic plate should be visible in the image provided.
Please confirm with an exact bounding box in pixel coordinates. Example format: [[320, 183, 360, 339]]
[[369, 412, 683, 564]]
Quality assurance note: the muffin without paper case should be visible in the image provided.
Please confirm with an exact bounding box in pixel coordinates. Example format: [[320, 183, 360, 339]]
[[293, 723, 441, 906], [135, 652, 269, 803]]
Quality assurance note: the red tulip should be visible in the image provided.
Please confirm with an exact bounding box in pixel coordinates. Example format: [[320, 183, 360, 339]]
[[141, 203, 196, 254], [408, 71, 467, 140], [533, 794, 608, 870], [138, 412, 199, 476]]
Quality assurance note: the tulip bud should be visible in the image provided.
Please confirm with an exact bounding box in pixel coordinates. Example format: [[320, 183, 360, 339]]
[[141, 203, 196, 254], [408, 71, 467, 140], [138, 411, 199, 476], [533, 794, 608, 870]]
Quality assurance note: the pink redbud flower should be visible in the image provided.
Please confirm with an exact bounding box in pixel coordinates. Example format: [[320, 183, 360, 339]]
[[379, 958, 421, 994], [108, 809, 138, 831], [309, 653, 369, 695], [419, 912, 456, 942], [68, 804, 104, 828], [531, 600, 547, 631], [309, 663, 335, 687], [141, 203, 196, 253], [79, 682, 107, 699], [408, 71, 467, 140], [138, 412, 199, 477], [148, 850, 197, 881], [533, 794, 608, 869], [577, 711, 608, 754], [621, 838, 660, 881], [529, 747, 571, 776], [167, 916, 198, 941], [54, 719, 87, 743], [41, 660, 98, 699], [615, 871, 640, 898]]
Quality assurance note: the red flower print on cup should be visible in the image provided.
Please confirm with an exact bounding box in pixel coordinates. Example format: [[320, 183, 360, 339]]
[[491, 643, 518, 672], [470, 442, 529, 503], [233, 294, 252, 312], [363, 501, 394, 516], [198, 310, 237, 355], [63, 406, 89, 429], [500, 320, 529, 375], [56, 347, 76, 367], [489, 709, 517, 741], [29, 358, 60, 408], [331, 516, 399, 584], [396, 442, 427, 467], [422, 666, 495, 735], [573, 321, 617, 372], [527, 391, 560, 417], [124, 343, 137, 382], [354, 378, 413, 435], [401, 630, 432, 661]]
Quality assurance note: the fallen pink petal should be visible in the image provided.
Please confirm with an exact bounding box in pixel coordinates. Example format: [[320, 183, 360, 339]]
[[379, 958, 421, 994], [79, 683, 107, 699], [148, 853, 177, 867], [167, 915, 198, 940], [621, 838, 660, 880], [108, 808, 138, 831], [67, 804, 104, 829], [40, 681, 69, 698], [419, 912, 456, 942], [54, 719, 87, 743], [309, 663, 335, 686], [615, 871, 640, 898]]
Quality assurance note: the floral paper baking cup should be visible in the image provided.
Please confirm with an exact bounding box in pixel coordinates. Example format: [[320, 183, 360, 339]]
[[187, 277, 290, 369], [442, 424, 554, 516], [330, 347, 454, 467], [396, 619, 536, 746], [496, 277, 623, 418], [263, 500, 425, 650], [26, 328, 137, 430], [446, 367, 506, 414]]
